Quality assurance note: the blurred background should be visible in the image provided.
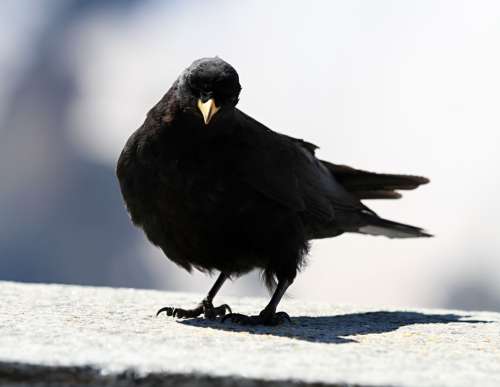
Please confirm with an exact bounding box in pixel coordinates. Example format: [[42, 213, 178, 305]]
[[1, 0, 499, 312]]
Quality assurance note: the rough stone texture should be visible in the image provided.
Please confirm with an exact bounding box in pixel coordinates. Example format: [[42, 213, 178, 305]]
[[0, 281, 499, 387]]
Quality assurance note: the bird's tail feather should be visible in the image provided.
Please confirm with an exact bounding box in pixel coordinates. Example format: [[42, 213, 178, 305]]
[[322, 162, 430, 200], [358, 216, 432, 238]]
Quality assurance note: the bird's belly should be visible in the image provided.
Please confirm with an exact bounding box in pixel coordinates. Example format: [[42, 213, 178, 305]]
[[140, 171, 269, 273]]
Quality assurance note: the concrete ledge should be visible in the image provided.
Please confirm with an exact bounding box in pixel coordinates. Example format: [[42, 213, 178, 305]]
[[0, 281, 499, 387]]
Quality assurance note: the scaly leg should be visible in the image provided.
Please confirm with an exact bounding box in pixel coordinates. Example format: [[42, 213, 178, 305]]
[[157, 272, 231, 320], [222, 277, 292, 326]]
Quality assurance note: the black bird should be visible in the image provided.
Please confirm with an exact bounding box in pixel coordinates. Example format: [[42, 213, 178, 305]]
[[117, 57, 431, 326]]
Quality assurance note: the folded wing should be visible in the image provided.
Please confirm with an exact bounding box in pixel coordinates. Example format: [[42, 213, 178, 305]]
[[234, 110, 367, 224]]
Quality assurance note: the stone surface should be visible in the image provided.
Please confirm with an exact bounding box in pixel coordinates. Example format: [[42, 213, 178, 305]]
[[0, 281, 499, 387]]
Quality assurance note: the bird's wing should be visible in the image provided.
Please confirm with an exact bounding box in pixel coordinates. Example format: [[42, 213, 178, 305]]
[[234, 109, 366, 222]]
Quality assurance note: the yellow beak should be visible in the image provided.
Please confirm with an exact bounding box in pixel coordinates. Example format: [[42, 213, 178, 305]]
[[197, 98, 220, 125]]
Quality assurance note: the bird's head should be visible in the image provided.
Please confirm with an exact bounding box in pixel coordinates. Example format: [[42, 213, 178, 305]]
[[180, 57, 241, 125]]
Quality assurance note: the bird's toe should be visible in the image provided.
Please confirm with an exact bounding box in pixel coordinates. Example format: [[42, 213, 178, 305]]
[[221, 313, 253, 324], [271, 311, 292, 325], [157, 301, 231, 320], [156, 306, 174, 317], [205, 303, 232, 319], [156, 306, 203, 319], [221, 311, 290, 326]]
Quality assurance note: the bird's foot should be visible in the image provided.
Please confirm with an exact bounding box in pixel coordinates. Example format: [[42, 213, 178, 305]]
[[156, 299, 231, 320], [221, 310, 291, 326]]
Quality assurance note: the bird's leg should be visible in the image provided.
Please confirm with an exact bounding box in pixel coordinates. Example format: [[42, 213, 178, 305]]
[[222, 277, 292, 326], [156, 272, 231, 320]]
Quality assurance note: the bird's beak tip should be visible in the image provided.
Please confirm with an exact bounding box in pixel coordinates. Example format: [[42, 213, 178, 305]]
[[197, 98, 220, 125]]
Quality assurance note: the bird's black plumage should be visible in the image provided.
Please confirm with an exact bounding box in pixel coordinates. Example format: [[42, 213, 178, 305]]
[[117, 57, 430, 325]]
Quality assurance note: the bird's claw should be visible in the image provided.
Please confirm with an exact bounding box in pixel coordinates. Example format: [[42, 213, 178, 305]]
[[156, 301, 231, 320], [221, 311, 291, 326], [156, 306, 175, 317], [204, 303, 232, 320], [156, 306, 202, 318]]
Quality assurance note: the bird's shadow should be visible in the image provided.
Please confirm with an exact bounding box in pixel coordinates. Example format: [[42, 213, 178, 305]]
[[179, 311, 488, 344]]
